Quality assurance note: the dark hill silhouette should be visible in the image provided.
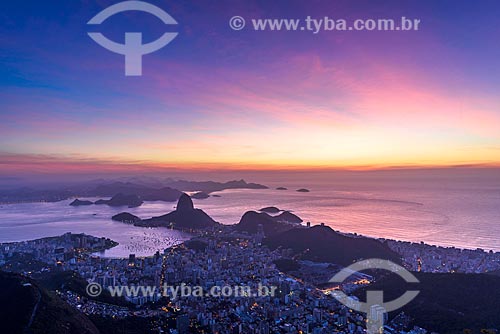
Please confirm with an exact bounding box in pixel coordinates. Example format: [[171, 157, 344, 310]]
[[0, 271, 99, 334], [69, 199, 93, 206], [95, 193, 143, 208], [355, 272, 500, 333], [274, 211, 303, 224], [93, 181, 148, 196], [92, 181, 266, 202], [140, 187, 183, 202], [112, 212, 141, 224], [165, 179, 268, 192], [1, 179, 268, 204], [235, 211, 297, 236], [34, 271, 131, 307], [259, 206, 281, 214], [93, 183, 181, 202], [264, 225, 401, 266], [138, 194, 218, 230], [177, 193, 194, 211], [191, 191, 210, 199]]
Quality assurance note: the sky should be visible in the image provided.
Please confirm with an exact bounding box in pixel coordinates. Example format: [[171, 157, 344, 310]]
[[1, 0, 500, 175]]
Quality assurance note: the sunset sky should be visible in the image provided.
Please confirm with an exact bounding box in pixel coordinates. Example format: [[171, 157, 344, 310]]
[[1, 0, 500, 174]]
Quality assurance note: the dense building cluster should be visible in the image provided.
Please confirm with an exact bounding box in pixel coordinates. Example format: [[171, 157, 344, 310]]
[[386, 240, 500, 273], [4, 230, 500, 333], [0, 233, 116, 269]]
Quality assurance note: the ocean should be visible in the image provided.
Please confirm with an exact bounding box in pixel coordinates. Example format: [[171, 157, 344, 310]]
[[1, 170, 499, 257]]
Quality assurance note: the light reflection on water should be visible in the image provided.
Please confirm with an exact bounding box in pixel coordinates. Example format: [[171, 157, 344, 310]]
[[0, 198, 190, 258], [1, 180, 499, 256]]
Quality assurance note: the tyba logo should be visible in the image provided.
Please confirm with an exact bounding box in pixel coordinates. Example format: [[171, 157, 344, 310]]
[[87, 1, 178, 76]]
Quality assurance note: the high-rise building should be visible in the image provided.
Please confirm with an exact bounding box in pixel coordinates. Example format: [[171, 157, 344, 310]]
[[176, 314, 189, 334], [128, 253, 136, 267]]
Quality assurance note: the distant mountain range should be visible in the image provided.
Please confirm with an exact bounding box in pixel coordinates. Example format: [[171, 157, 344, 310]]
[[89, 179, 267, 201], [0, 179, 268, 204], [163, 179, 268, 193], [70, 193, 144, 208]]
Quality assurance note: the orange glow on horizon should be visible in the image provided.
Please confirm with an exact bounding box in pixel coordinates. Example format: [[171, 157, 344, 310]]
[[1, 151, 500, 175]]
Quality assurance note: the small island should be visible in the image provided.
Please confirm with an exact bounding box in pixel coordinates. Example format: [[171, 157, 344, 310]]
[[94, 193, 143, 208], [191, 191, 210, 199], [69, 199, 93, 206], [111, 212, 141, 224], [276, 187, 288, 190], [296, 188, 310, 193], [259, 206, 281, 214]]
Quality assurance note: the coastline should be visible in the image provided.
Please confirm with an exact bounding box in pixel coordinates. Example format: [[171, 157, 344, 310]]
[[3, 223, 499, 275], [3, 183, 500, 252]]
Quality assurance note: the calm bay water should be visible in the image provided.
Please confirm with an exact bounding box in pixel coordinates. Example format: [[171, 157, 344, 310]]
[[0, 198, 191, 258], [1, 171, 499, 256]]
